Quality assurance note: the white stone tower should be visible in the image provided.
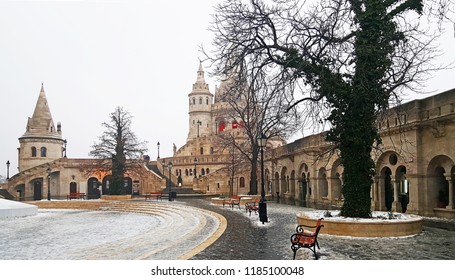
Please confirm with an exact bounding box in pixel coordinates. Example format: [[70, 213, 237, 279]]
[[187, 62, 214, 141], [18, 84, 65, 172]]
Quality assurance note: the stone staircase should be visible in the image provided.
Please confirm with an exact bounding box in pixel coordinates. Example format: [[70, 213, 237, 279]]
[[27, 199, 225, 259]]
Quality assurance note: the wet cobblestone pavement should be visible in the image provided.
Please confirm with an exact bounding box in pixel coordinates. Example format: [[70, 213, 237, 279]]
[[184, 198, 455, 260]]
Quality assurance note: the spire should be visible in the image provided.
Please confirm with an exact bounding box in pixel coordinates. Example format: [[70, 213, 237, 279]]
[[191, 61, 210, 92], [22, 84, 61, 138], [196, 61, 206, 84]]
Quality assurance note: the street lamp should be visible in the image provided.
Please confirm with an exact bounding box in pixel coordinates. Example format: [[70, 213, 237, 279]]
[[47, 167, 51, 201], [157, 141, 160, 159], [257, 133, 268, 224], [63, 139, 67, 158], [194, 157, 197, 178], [167, 161, 173, 201], [6, 160, 10, 180]]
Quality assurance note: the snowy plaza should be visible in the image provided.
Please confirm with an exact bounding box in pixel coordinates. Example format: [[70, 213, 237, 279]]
[[1, 198, 455, 260]]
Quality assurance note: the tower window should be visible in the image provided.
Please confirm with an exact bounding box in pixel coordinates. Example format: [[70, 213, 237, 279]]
[[206, 97, 209, 105], [192, 97, 195, 105], [199, 97, 202, 105], [40, 147, 47, 157], [200, 147, 204, 155], [31, 147, 37, 157]]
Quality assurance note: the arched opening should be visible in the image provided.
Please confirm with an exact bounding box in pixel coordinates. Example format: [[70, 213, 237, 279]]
[[124, 177, 133, 195], [239, 177, 245, 188], [290, 170, 296, 198], [87, 177, 101, 199], [435, 166, 449, 208], [318, 168, 328, 199], [396, 166, 409, 213], [69, 182, 77, 195], [280, 167, 288, 196], [300, 173, 307, 204], [383, 167, 393, 211], [40, 147, 47, 157], [33, 180, 42, 200], [274, 172, 280, 198]]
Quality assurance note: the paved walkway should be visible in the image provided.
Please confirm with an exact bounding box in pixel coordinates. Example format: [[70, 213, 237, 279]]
[[183, 198, 455, 260], [1, 198, 454, 260]]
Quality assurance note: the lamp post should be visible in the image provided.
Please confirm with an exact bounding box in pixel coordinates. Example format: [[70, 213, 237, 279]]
[[194, 157, 197, 178], [63, 139, 67, 158], [6, 160, 10, 180], [167, 161, 173, 201], [257, 133, 268, 224], [47, 167, 51, 201], [157, 142, 160, 159]]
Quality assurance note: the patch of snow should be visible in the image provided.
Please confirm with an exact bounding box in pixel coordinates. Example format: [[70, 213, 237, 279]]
[[299, 210, 422, 222]]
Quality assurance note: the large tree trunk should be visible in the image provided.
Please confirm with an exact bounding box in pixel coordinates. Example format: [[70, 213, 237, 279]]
[[338, 93, 376, 217]]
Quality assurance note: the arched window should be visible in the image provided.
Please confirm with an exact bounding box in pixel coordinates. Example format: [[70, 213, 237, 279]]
[[185, 169, 189, 176], [200, 147, 204, 155], [240, 177, 245, 188], [210, 147, 214, 154], [206, 97, 209, 105], [40, 147, 47, 157], [201, 168, 205, 175], [192, 97, 195, 105], [31, 147, 37, 157], [206, 168, 210, 174], [199, 97, 202, 104]]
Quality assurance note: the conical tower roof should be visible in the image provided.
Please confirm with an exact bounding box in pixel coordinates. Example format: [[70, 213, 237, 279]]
[[21, 84, 62, 139], [190, 61, 211, 94]]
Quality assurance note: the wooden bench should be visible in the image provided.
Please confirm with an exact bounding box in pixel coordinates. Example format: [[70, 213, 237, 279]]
[[290, 218, 324, 260], [245, 198, 260, 216], [222, 195, 241, 209], [67, 192, 86, 200], [144, 192, 162, 201]]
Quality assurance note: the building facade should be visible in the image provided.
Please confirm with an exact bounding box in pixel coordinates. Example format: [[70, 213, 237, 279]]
[[1, 65, 454, 219]]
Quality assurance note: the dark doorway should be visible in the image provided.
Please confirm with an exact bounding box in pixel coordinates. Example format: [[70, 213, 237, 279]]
[[33, 181, 42, 200], [384, 168, 393, 211], [87, 177, 100, 199], [69, 182, 77, 193]]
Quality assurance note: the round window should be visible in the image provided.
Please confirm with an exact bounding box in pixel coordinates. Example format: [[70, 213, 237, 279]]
[[389, 154, 398, 165]]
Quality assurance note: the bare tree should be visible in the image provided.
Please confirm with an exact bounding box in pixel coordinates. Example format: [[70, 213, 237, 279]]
[[210, 56, 302, 195], [89, 106, 148, 195], [209, 0, 454, 217]]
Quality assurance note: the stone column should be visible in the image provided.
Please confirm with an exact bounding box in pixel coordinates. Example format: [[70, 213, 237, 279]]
[[372, 179, 379, 211], [392, 178, 400, 212], [446, 176, 454, 209]]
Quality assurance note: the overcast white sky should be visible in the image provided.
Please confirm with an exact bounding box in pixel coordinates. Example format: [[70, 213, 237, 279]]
[[0, 0, 454, 178]]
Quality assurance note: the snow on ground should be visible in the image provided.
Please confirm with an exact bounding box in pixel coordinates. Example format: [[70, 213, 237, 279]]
[[0, 209, 160, 259], [299, 210, 422, 222], [0, 204, 220, 260]]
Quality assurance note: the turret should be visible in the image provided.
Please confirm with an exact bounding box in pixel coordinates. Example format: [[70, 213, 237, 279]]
[[187, 62, 213, 141], [18, 84, 65, 172]]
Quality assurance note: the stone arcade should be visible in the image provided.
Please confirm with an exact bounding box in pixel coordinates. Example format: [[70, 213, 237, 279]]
[[1, 65, 454, 219]]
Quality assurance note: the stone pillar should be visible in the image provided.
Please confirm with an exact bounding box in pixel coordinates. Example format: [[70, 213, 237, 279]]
[[446, 176, 454, 209], [392, 178, 400, 212], [372, 179, 379, 211], [326, 176, 333, 201]]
